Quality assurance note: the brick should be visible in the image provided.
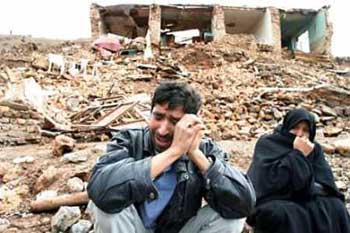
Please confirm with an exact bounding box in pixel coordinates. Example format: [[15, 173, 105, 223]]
[[0, 106, 10, 113], [16, 118, 26, 125], [0, 118, 10, 123], [27, 125, 40, 133], [3, 111, 13, 118]]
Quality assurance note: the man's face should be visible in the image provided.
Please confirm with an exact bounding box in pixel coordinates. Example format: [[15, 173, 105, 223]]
[[149, 103, 185, 152]]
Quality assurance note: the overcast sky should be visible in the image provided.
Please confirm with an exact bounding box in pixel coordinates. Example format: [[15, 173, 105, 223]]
[[0, 0, 348, 56]]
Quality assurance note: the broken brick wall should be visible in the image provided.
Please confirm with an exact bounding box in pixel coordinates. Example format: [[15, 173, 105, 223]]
[[0, 104, 43, 146], [148, 4, 161, 46], [269, 7, 282, 56], [211, 5, 226, 41], [309, 8, 332, 55], [90, 3, 104, 40]]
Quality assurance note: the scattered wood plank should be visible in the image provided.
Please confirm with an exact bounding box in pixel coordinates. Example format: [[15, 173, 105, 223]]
[[94, 101, 139, 127], [293, 51, 332, 64]]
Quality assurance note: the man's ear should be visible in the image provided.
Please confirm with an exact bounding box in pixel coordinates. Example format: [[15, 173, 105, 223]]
[[197, 109, 202, 117]]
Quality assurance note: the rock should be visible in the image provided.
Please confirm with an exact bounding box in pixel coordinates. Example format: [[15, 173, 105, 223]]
[[320, 104, 337, 117], [334, 106, 345, 116], [51, 206, 81, 233], [333, 138, 350, 157], [13, 155, 35, 164], [320, 116, 335, 123], [67, 177, 85, 193], [315, 129, 325, 141], [238, 127, 251, 136], [63, 146, 104, 163], [323, 126, 343, 137], [70, 220, 92, 233], [335, 181, 347, 190], [36, 190, 58, 200], [63, 150, 88, 163], [32, 57, 48, 70], [272, 108, 283, 119], [66, 95, 81, 112], [0, 218, 10, 232], [320, 143, 336, 154], [310, 112, 320, 123], [33, 166, 58, 194], [52, 135, 76, 157], [0, 162, 9, 179]]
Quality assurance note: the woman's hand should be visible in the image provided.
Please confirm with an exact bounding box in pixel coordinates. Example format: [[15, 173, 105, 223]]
[[293, 136, 314, 156]]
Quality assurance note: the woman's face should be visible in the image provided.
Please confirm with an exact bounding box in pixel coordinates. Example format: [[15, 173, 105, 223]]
[[289, 121, 310, 138]]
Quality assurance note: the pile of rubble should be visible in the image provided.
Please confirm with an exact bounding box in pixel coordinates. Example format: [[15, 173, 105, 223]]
[[0, 33, 349, 232], [0, 103, 42, 145]]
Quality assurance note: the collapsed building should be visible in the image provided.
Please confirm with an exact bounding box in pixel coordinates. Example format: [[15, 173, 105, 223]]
[[90, 3, 332, 56]]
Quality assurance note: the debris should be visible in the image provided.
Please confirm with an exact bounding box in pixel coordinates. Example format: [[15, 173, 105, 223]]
[[48, 53, 66, 75], [0, 218, 10, 232], [63, 147, 103, 163], [67, 177, 85, 193], [36, 190, 58, 201], [323, 127, 343, 137], [93, 36, 121, 53], [51, 206, 81, 233], [70, 219, 92, 233], [1, 26, 350, 231], [31, 192, 89, 212], [333, 138, 350, 157], [52, 135, 76, 157], [320, 143, 336, 154], [13, 155, 35, 164], [33, 166, 58, 194], [293, 50, 332, 64]]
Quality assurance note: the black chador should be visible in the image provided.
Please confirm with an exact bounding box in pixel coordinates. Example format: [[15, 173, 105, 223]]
[[247, 108, 350, 233]]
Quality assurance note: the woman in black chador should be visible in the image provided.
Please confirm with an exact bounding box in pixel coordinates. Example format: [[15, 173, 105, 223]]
[[247, 108, 350, 233]]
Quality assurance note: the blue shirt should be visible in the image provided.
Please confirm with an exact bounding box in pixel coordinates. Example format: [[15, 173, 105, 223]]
[[139, 165, 177, 229]]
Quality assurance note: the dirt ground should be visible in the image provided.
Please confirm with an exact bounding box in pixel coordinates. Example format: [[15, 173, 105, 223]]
[[0, 135, 349, 232]]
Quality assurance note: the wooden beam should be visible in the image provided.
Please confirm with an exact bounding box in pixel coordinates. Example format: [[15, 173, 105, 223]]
[[95, 101, 138, 127], [30, 192, 89, 212]]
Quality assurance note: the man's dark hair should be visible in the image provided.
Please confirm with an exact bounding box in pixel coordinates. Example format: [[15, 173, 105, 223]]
[[151, 82, 202, 114]]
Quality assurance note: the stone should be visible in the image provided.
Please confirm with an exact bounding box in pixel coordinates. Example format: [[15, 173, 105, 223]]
[[0, 218, 10, 232], [323, 126, 343, 137], [33, 166, 58, 194], [320, 104, 337, 117], [52, 135, 75, 157], [67, 177, 85, 193], [335, 181, 347, 190], [32, 57, 48, 70], [310, 112, 320, 123], [320, 116, 335, 123], [333, 138, 350, 157], [320, 143, 336, 154], [36, 190, 58, 200], [238, 127, 251, 136], [272, 108, 283, 119], [0, 162, 10, 179], [51, 206, 81, 233], [13, 155, 35, 164], [63, 150, 88, 163], [70, 220, 92, 233]]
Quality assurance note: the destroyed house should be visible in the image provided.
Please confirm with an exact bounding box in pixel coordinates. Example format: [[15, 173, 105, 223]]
[[90, 3, 332, 55]]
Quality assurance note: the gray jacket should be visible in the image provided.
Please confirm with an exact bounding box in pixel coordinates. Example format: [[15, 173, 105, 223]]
[[87, 127, 256, 233]]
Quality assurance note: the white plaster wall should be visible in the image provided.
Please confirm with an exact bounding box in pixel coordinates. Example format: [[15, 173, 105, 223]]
[[252, 9, 274, 45]]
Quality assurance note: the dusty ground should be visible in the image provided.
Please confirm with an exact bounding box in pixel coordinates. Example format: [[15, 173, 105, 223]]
[[0, 135, 349, 232]]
